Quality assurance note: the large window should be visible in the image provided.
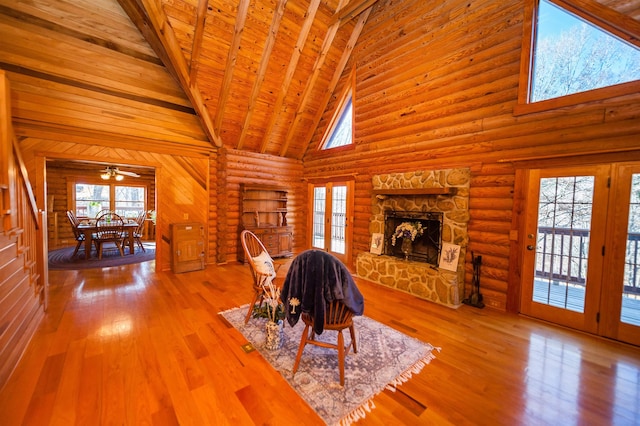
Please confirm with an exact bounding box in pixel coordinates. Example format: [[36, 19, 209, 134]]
[[531, 0, 640, 102], [517, 0, 640, 113], [75, 183, 145, 219]]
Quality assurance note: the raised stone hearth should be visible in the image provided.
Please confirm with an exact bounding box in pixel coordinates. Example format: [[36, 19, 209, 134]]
[[356, 168, 470, 308]]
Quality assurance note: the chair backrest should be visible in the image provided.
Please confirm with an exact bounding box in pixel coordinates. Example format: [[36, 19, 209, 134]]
[[95, 209, 112, 219], [66, 209, 79, 226], [325, 300, 354, 327], [134, 210, 147, 233], [241, 230, 274, 286], [95, 212, 124, 239], [303, 299, 354, 329], [66, 210, 83, 239]]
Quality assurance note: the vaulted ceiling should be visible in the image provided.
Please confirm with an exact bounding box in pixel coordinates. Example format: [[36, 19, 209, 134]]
[[1, 0, 639, 160]]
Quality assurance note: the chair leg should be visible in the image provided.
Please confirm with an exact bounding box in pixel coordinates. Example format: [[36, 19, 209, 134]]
[[349, 324, 357, 353], [337, 330, 345, 386], [72, 240, 82, 257], [292, 324, 311, 375], [244, 291, 261, 324]]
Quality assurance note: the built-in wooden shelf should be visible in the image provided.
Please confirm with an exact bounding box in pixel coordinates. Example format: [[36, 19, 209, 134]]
[[372, 187, 456, 196]]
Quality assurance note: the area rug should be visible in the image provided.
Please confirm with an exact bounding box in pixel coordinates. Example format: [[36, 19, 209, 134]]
[[220, 305, 439, 426], [48, 243, 155, 270]]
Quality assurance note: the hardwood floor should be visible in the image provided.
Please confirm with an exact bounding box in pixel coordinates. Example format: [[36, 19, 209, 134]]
[[1, 259, 639, 425]]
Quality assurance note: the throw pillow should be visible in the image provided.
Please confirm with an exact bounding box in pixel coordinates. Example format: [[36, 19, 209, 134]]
[[252, 250, 276, 278]]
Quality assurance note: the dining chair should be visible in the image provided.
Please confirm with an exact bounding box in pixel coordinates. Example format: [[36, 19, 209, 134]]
[[94, 212, 126, 259], [132, 210, 147, 253], [66, 210, 86, 257], [240, 230, 279, 324], [281, 249, 365, 386]]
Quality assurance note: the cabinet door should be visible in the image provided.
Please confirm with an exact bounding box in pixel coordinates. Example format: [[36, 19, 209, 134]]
[[278, 231, 292, 254]]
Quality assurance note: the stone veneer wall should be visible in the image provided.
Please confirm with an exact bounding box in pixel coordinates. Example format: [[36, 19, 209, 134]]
[[356, 168, 470, 307]]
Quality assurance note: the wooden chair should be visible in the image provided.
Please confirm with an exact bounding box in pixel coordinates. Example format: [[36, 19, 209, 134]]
[[132, 210, 147, 252], [94, 212, 125, 259], [240, 230, 279, 324], [66, 210, 86, 257], [292, 300, 357, 386]]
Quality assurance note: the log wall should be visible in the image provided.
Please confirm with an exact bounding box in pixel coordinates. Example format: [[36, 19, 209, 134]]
[[303, 0, 640, 311]]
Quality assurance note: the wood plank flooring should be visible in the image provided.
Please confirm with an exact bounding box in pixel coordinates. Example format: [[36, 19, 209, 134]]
[[1, 259, 639, 425]]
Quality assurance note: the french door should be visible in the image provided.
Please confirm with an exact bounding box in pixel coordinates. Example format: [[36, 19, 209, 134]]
[[309, 180, 353, 264], [520, 164, 640, 346]]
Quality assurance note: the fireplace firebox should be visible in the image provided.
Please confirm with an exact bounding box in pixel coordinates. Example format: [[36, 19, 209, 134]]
[[384, 211, 442, 264]]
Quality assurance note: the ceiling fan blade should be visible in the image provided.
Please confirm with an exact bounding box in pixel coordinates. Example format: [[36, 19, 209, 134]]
[[116, 170, 140, 177]]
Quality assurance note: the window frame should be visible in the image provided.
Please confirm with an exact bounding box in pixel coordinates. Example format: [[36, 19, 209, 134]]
[[69, 177, 147, 219], [515, 0, 640, 116], [318, 68, 356, 151]]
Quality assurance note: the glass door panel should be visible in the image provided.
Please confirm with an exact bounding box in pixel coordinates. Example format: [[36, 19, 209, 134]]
[[312, 187, 326, 249], [600, 164, 640, 346], [309, 181, 353, 264], [520, 166, 608, 334], [533, 176, 594, 313], [330, 185, 346, 254], [622, 173, 640, 327]]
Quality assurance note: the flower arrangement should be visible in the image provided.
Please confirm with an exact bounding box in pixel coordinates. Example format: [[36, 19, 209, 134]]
[[391, 221, 424, 246], [252, 279, 285, 323]]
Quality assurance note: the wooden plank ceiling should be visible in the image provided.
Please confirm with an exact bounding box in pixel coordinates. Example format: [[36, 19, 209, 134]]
[[1, 0, 638, 159]]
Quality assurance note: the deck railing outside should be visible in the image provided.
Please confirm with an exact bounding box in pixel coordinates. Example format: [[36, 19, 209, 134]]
[[536, 226, 640, 295]]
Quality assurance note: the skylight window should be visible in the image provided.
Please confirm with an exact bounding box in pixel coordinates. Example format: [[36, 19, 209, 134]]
[[530, 0, 640, 103], [321, 94, 353, 150]]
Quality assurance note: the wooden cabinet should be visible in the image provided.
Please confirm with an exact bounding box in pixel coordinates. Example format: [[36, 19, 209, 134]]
[[170, 222, 205, 273], [239, 184, 293, 262]]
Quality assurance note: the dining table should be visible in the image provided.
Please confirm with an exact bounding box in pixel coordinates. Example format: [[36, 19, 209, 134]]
[[77, 220, 139, 259]]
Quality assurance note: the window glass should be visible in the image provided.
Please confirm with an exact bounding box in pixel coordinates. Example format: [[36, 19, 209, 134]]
[[323, 96, 353, 149], [75, 184, 110, 218], [531, 0, 640, 102], [115, 186, 145, 219]]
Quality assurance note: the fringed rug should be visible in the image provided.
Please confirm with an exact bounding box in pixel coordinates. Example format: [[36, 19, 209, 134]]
[[220, 305, 439, 426]]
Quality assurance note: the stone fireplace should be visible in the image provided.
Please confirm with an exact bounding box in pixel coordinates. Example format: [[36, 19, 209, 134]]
[[356, 168, 470, 307]]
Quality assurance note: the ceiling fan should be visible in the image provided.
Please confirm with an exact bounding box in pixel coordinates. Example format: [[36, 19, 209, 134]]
[[99, 166, 140, 181]]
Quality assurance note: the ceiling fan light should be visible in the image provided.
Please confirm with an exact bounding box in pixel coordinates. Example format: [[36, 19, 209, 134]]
[[115, 174, 124, 181], [101, 173, 111, 180]]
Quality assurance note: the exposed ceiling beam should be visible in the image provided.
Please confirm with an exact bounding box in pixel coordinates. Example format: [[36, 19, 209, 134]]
[[258, 0, 322, 153], [279, 0, 350, 157], [189, 0, 209, 81], [330, 0, 379, 26], [117, 0, 222, 148], [213, 0, 251, 133], [237, 0, 288, 150], [299, 7, 373, 159]]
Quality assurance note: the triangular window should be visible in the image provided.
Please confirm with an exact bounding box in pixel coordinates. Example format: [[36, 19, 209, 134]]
[[518, 0, 640, 112], [320, 91, 353, 150]]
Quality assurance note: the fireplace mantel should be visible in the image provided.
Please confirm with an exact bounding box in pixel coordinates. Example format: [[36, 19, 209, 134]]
[[373, 187, 457, 196]]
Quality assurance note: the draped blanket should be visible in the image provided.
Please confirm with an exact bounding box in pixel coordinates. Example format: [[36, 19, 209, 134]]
[[281, 250, 364, 334]]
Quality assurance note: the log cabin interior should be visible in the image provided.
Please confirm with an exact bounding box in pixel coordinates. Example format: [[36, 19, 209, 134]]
[[1, 0, 640, 424]]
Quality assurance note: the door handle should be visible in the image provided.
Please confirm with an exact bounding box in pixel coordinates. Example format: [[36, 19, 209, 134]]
[[526, 245, 535, 251]]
